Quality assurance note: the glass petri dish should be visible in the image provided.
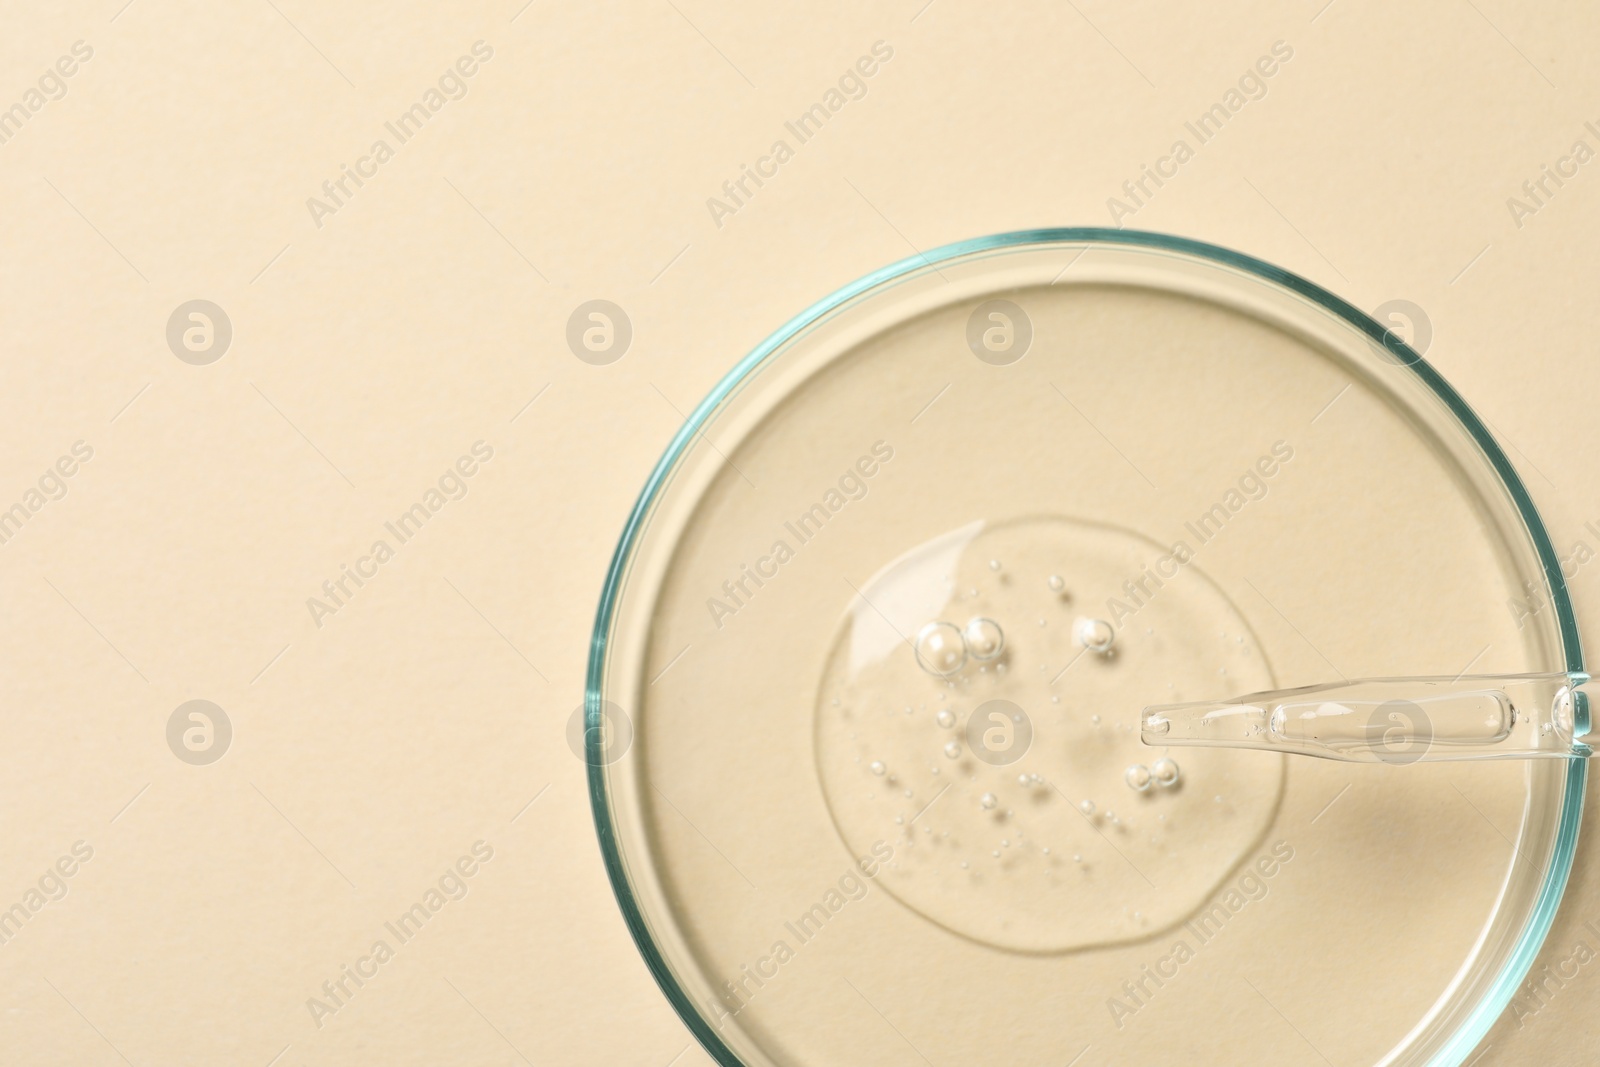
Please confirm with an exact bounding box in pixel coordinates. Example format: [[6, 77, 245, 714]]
[[586, 230, 1584, 1066]]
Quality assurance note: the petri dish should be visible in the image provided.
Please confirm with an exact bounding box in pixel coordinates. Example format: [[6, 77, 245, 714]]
[[585, 230, 1583, 1066]]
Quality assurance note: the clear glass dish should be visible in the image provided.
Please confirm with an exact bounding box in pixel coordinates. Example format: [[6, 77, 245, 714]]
[[585, 230, 1584, 1066]]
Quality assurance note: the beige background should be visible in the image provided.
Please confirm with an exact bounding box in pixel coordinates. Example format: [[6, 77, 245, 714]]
[[0, 0, 1597, 1063]]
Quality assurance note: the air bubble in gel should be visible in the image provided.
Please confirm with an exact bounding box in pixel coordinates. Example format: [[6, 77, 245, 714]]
[[1074, 617, 1115, 653], [915, 621, 966, 676], [1152, 757, 1181, 787], [963, 617, 1005, 660]]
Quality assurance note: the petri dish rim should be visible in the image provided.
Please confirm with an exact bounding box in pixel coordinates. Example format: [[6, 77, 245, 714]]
[[585, 227, 1587, 1067]]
